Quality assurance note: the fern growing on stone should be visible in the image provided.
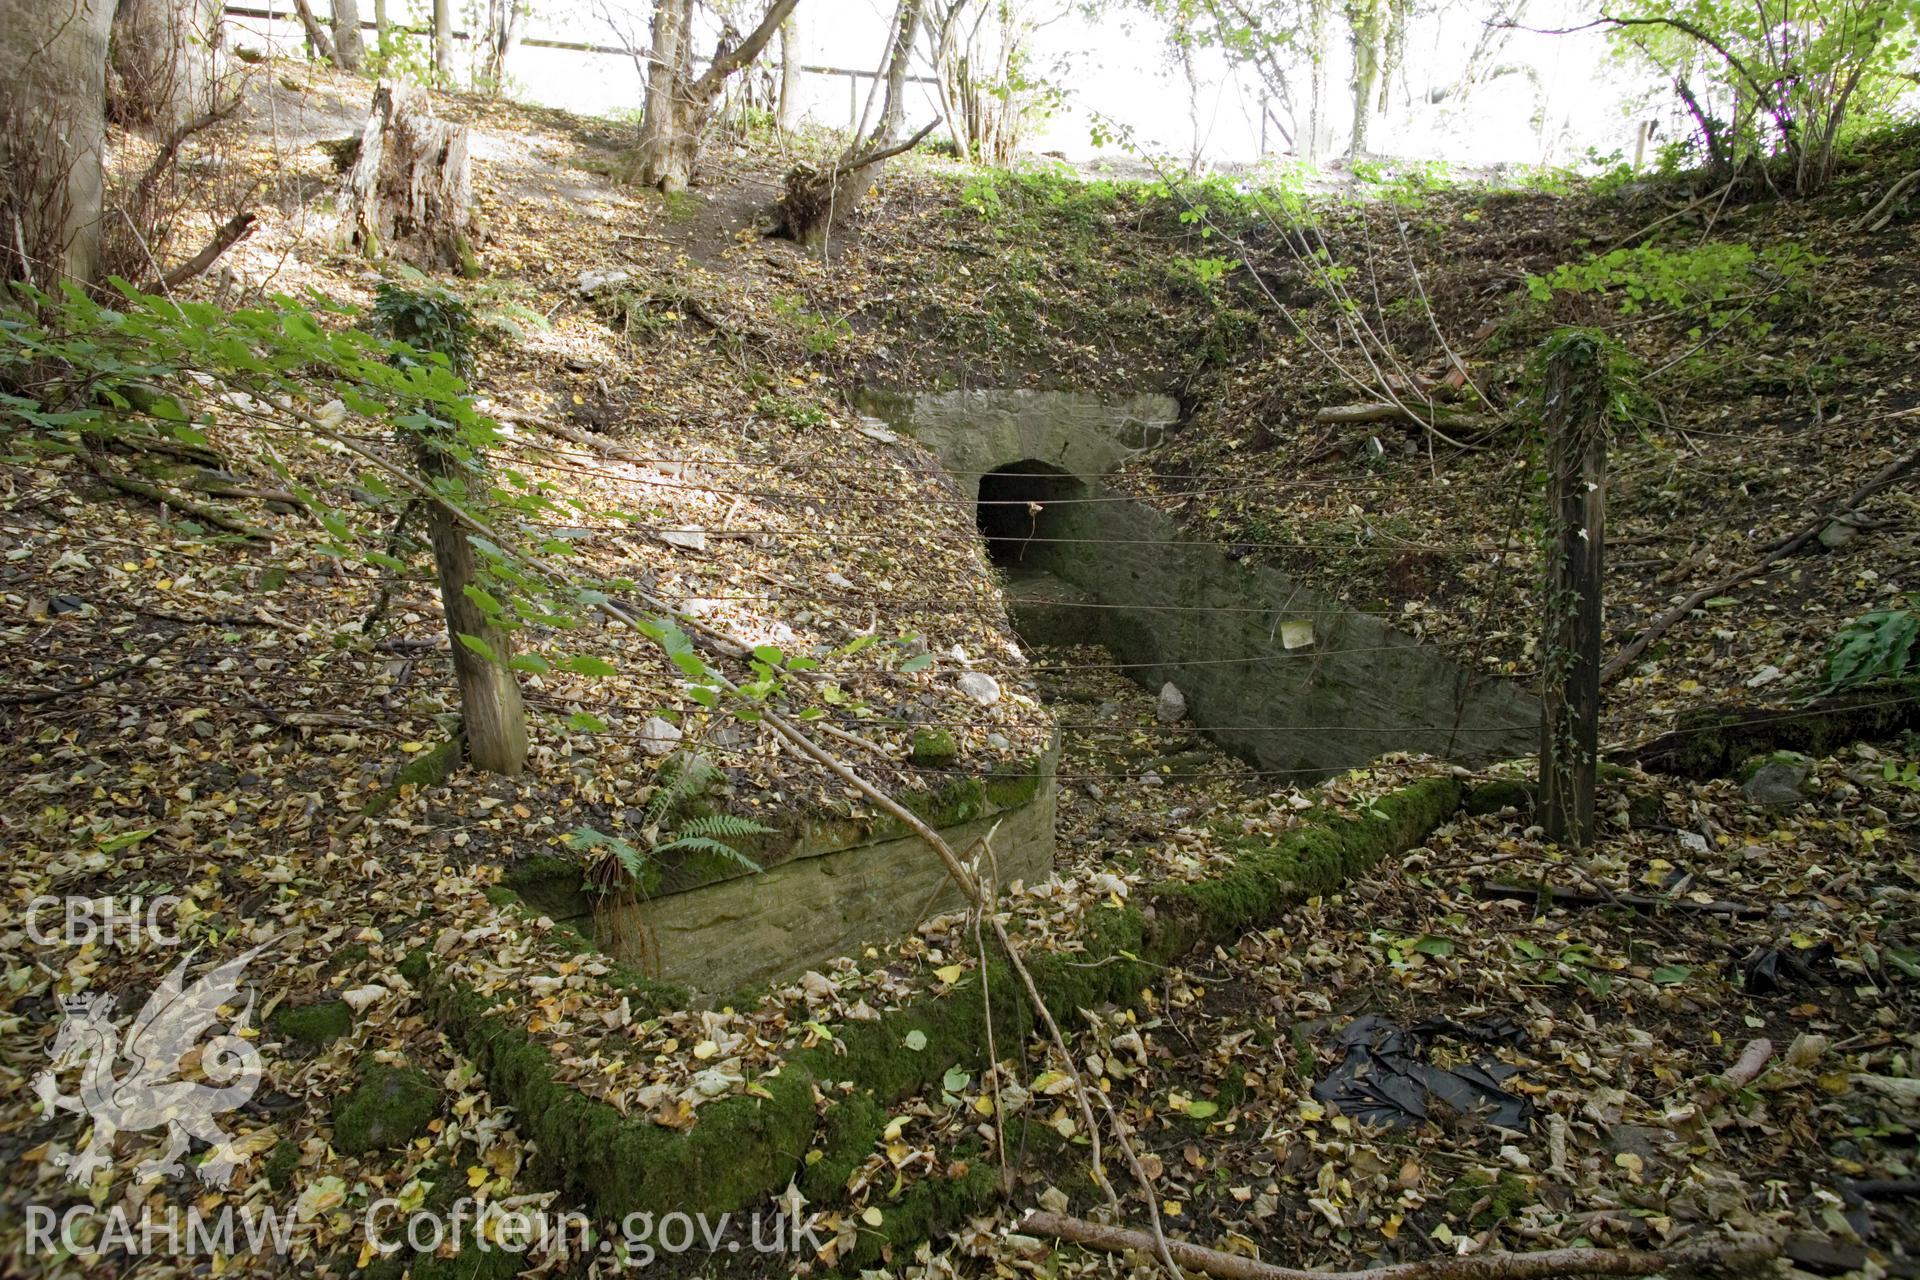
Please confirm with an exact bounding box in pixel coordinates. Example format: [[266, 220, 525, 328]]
[[567, 754, 771, 897]]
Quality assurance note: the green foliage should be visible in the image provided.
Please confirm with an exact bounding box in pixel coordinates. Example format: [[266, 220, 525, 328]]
[[567, 754, 772, 894], [1528, 327, 1643, 426], [1525, 242, 1818, 335], [1606, 0, 1920, 191], [754, 393, 829, 428], [1352, 158, 1454, 207], [960, 172, 1007, 221], [0, 280, 663, 687], [1827, 597, 1919, 692], [771, 295, 851, 355], [372, 281, 477, 376], [362, 26, 435, 86]]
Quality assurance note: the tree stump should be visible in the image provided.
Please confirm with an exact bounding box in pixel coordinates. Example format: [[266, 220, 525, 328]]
[[337, 82, 475, 273]]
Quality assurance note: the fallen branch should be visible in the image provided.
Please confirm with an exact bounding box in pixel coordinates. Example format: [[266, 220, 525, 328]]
[[1853, 167, 1920, 233], [1020, 1211, 1779, 1280], [827, 118, 939, 181], [157, 211, 258, 291], [92, 467, 263, 538], [1602, 438, 1920, 683], [1314, 401, 1491, 433], [1478, 881, 1763, 918], [0, 649, 166, 707]]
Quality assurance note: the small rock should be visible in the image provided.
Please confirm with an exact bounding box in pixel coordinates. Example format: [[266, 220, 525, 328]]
[[1742, 752, 1814, 809], [825, 571, 854, 590], [1085, 783, 1105, 801], [1818, 519, 1859, 550], [986, 732, 1010, 751], [1745, 664, 1785, 689], [1139, 772, 1164, 788], [658, 527, 707, 552], [576, 268, 631, 295], [1155, 682, 1186, 723], [956, 672, 1001, 706], [855, 417, 901, 445], [638, 716, 683, 756]]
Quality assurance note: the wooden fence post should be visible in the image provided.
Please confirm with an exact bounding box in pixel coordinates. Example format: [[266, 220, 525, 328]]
[[1538, 331, 1611, 847]]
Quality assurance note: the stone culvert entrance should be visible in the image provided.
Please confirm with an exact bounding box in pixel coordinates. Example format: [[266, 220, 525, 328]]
[[976, 461, 1083, 567], [870, 388, 1543, 780]]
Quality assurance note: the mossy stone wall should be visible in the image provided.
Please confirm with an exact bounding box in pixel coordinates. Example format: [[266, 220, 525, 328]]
[[594, 758, 1058, 993]]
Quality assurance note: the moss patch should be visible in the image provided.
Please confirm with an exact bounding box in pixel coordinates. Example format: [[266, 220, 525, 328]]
[[360, 733, 464, 817], [1446, 1168, 1535, 1229], [269, 1000, 351, 1046], [910, 727, 959, 766], [332, 1064, 441, 1155], [263, 1139, 300, 1191]]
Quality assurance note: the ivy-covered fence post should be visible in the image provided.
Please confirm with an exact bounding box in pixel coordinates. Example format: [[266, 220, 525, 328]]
[[1537, 330, 1613, 847]]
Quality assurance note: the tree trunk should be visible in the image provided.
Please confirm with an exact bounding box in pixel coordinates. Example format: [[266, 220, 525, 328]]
[[1378, 0, 1410, 115], [871, 0, 921, 147], [0, 0, 118, 287], [1305, 0, 1330, 162], [1538, 332, 1610, 849], [419, 455, 527, 777], [778, 0, 926, 252], [290, 0, 338, 63], [630, 0, 800, 192], [432, 0, 453, 82], [333, 0, 365, 71], [632, 0, 692, 190], [1345, 0, 1384, 159], [374, 0, 389, 41], [775, 14, 798, 132], [109, 0, 226, 128], [481, 0, 525, 97], [337, 81, 474, 271]]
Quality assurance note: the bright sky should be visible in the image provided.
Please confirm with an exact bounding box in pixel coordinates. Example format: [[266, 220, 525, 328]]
[[235, 0, 1663, 171]]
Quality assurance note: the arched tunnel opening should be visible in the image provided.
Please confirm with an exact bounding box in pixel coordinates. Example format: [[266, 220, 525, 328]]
[[976, 460, 1084, 569]]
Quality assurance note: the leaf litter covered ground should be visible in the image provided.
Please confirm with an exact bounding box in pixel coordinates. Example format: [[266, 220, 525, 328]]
[[1, 58, 1917, 1280]]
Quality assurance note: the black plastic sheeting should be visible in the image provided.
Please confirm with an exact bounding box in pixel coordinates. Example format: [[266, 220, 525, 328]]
[[1310, 1015, 1534, 1130]]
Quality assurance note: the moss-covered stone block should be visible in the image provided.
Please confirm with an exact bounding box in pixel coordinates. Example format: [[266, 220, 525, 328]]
[[840, 1150, 1001, 1269], [332, 1064, 441, 1155], [421, 776, 1462, 1247], [1628, 677, 1920, 778], [909, 727, 959, 766], [1465, 778, 1535, 817], [1151, 776, 1461, 954], [270, 1000, 351, 1046]]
